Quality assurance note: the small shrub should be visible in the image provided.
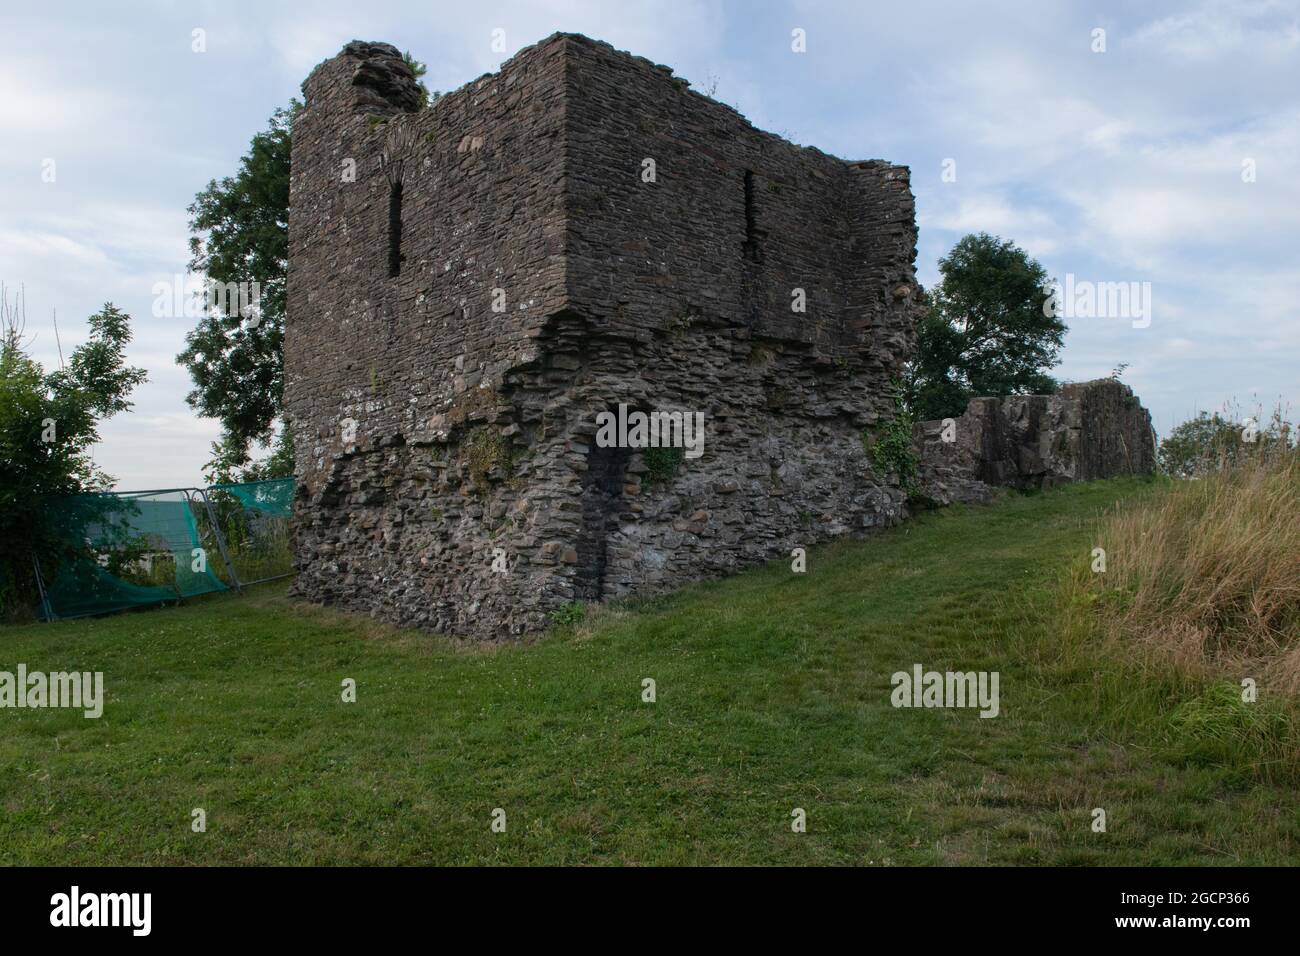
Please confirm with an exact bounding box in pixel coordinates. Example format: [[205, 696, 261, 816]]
[[1159, 408, 1293, 478], [868, 389, 918, 493], [549, 601, 586, 628]]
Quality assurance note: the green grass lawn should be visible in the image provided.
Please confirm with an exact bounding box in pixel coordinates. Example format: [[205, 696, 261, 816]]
[[3, 478, 1298, 865]]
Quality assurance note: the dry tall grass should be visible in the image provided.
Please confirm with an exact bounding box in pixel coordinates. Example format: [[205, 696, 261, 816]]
[[1072, 441, 1300, 692]]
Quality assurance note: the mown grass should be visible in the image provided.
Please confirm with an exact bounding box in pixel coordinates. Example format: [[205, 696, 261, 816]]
[[2, 477, 1299, 865]]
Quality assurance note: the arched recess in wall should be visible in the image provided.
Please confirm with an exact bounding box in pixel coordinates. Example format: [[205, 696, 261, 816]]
[[381, 121, 417, 278]]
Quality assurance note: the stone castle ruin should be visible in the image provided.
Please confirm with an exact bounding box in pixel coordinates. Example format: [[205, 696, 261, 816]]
[[284, 34, 1154, 639], [914, 379, 1157, 506]]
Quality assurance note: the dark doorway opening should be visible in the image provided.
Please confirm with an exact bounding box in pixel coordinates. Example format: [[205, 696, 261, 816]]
[[575, 438, 630, 601]]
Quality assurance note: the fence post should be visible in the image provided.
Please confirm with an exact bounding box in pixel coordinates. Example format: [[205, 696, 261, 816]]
[[192, 489, 243, 593], [30, 554, 54, 622]]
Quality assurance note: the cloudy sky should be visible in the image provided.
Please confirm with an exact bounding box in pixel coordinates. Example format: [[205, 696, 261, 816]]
[[3, 0, 1296, 489]]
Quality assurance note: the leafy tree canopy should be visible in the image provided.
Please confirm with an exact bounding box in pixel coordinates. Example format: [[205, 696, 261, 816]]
[[177, 102, 297, 480], [904, 233, 1066, 421]]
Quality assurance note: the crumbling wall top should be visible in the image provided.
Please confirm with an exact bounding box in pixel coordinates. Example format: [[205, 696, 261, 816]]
[[301, 40, 425, 116]]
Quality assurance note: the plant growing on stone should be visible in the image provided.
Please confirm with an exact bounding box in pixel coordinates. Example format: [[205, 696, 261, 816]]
[[401, 51, 431, 108], [868, 388, 918, 494], [462, 427, 516, 494], [764, 385, 791, 409], [642, 446, 684, 486], [746, 343, 775, 367]]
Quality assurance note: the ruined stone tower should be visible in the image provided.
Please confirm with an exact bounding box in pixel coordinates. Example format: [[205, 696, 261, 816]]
[[285, 34, 923, 638]]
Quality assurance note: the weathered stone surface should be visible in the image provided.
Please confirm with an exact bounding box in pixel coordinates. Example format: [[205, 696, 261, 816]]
[[284, 33, 922, 638], [914, 379, 1156, 504]]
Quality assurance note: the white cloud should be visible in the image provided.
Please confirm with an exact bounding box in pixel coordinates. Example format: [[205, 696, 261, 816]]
[[1127, 0, 1300, 60]]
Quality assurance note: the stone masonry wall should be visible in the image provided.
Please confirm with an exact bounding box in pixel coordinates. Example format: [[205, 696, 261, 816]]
[[285, 39, 573, 633], [914, 379, 1157, 504], [285, 34, 922, 638]]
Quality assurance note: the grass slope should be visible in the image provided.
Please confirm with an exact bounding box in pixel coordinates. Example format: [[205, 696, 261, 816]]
[[3, 478, 1298, 865]]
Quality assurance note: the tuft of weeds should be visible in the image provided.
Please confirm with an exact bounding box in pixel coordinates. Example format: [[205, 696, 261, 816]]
[[548, 600, 586, 628]]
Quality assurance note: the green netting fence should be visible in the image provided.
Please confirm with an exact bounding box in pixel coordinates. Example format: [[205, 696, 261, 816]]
[[209, 477, 295, 516], [203, 479, 295, 588], [32, 478, 294, 622]]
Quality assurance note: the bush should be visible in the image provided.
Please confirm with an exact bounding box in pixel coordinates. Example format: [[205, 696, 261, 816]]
[[0, 287, 146, 619], [1159, 408, 1293, 478]]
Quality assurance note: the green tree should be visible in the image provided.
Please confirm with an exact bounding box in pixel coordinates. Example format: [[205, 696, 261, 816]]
[[177, 102, 297, 480], [203, 425, 293, 486], [904, 233, 1066, 421], [0, 287, 147, 618]]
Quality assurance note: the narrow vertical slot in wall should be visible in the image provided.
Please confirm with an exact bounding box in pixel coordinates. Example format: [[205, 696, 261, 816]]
[[742, 169, 761, 263], [387, 181, 404, 277]]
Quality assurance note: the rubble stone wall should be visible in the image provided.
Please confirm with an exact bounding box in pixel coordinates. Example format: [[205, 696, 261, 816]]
[[914, 379, 1157, 505]]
